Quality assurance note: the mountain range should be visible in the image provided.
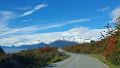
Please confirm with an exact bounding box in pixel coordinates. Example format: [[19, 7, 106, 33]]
[[1, 40, 79, 49]]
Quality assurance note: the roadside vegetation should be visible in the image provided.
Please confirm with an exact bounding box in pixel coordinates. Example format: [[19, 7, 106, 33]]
[[65, 17, 120, 68], [0, 47, 69, 68], [92, 54, 120, 68]]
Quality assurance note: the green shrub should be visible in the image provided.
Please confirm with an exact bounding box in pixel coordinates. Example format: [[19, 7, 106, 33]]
[[108, 48, 120, 65], [10, 47, 68, 68]]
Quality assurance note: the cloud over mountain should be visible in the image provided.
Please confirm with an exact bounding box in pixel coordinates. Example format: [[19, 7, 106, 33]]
[[0, 27, 107, 46]]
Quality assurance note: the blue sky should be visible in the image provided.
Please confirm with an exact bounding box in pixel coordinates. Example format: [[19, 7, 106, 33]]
[[0, 0, 120, 46]]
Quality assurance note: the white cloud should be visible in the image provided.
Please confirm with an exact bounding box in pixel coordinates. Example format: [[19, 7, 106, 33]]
[[21, 19, 32, 22], [97, 7, 109, 12], [16, 7, 32, 11], [0, 26, 39, 36], [38, 18, 91, 29], [0, 18, 90, 37], [111, 7, 120, 18], [0, 11, 91, 47], [0, 11, 15, 21], [0, 27, 107, 46], [0, 11, 16, 32], [19, 4, 48, 17], [68, 18, 90, 23], [110, 7, 120, 23], [0, 18, 92, 46]]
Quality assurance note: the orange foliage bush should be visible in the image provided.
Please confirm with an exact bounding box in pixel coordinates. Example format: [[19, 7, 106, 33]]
[[104, 36, 117, 58], [39, 47, 52, 52]]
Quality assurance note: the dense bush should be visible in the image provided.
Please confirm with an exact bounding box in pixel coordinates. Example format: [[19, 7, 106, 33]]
[[0, 47, 5, 57], [10, 47, 68, 68], [108, 48, 120, 65], [104, 17, 120, 65], [65, 40, 105, 54], [0, 47, 6, 63], [0, 47, 68, 68]]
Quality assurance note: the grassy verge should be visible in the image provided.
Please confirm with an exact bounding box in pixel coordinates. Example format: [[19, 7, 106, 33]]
[[48, 55, 70, 64], [91, 54, 120, 68]]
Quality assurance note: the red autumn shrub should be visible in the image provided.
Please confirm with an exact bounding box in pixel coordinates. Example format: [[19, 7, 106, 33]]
[[37, 47, 54, 52], [104, 36, 117, 58]]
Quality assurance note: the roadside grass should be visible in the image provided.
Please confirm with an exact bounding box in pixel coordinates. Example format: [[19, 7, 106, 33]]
[[47, 54, 70, 64], [91, 54, 120, 68]]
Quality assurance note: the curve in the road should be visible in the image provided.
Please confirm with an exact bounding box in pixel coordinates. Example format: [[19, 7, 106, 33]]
[[42, 53, 109, 68]]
